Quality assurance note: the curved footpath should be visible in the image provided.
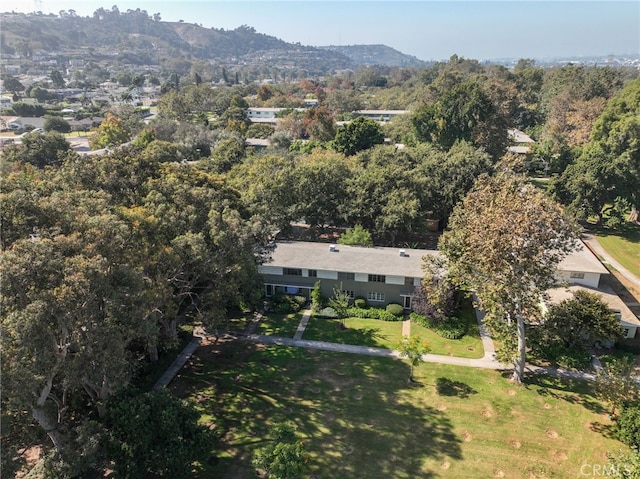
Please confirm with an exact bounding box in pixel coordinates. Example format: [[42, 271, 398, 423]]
[[153, 305, 605, 390]]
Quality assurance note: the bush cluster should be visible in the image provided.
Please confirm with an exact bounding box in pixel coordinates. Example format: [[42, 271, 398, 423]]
[[409, 312, 468, 339], [346, 307, 402, 321], [316, 307, 339, 318], [270, 294, 307, 313], [534, 343, 592, 370]]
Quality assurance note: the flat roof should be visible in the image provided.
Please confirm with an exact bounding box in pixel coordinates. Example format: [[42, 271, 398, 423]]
[[558, 240, 609, 275], [546, 284, 640, 327], [263, 241, 438, 278]]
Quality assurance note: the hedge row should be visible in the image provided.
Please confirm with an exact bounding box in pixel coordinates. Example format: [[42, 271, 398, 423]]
[[346, 307, 402, 321], [409, 312, 468, 339], [270, 294, 307, 313]]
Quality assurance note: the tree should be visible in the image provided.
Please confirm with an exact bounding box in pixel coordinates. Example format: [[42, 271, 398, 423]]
[[252, 422, 307, 479], [413, 255, 459, 322], [438, 170, 579, 382], [616, 402, 640, 449], [106, 389, 215, 478], [50, 69, 66, 88], [396, 335, 430, 382], [1, 74, 25, 95], [332, 116, 384, 156], [338, 224, 373, 247], [536, 290, 623, 351], [44, 116, 71, 133], [1, 131, 72, 168], [411, 79, 509, 160], [328, 284, 351, 328], [311, 280, 323, 313], [596, 356, 639, 416], [89, 113, 131, 149]]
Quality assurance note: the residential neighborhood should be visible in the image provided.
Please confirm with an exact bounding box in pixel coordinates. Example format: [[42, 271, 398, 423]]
[[2, 6, 640, 479]]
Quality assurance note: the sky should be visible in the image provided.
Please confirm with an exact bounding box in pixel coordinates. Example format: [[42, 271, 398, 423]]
[[3, 1, 639, 61]]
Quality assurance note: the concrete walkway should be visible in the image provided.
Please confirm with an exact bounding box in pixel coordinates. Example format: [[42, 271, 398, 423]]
[[294, 309, 312, 340], [152, 327, 205, 391], [582, 232, 640, 290]]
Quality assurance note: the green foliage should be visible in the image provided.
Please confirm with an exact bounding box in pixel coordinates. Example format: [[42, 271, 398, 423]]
[[44, 116, 71, 133], [347, 307, 401, 322], [332, 116, 384, 156], [615, 402, 640, 449], [534, 290, 623, 356], [252, 422, 307, 479], [386, 303, 405, 317], [338, 224, 373, 247], [409, 312, 468, 339], [606, 449, 640, 479], [1, 131, 72, 168], [354, 297, 367, 308], [270, 294, 306, 314], [311, 280, 323, 313], [106, 389, 215, 478], [89, 113, 131, 149], [328, 284, 351, 320], [396, 335, 430, 380], [596, 356, 639, 416], [316, 307, 339, 319]]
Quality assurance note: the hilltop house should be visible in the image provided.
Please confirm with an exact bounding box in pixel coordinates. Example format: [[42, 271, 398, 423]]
[[258, 241, 437, 309]]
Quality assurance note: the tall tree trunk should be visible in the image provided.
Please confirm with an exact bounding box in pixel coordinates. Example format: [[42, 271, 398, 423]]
[[629, 206, 639, 224], [32, 405, 65, 452], [511, 314, 526, 383]]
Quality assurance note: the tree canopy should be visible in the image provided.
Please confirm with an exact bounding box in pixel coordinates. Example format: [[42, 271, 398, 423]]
[[438, 170, 579, 382]]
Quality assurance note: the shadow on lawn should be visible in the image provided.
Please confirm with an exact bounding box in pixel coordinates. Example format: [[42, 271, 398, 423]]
[[436, 377, 478, 399], [305, 318, 392, 347], [173, 339, 463, 479], [524, 374, 607, 415]]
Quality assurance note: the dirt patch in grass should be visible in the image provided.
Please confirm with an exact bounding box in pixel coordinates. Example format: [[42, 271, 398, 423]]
[[546, 429, 560, 439], [509, 439, 521, 448], [481, 406, 495, 418], [462, 431, 473, 442]]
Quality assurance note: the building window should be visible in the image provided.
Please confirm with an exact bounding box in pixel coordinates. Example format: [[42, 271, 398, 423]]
[[402, 296, 411, 309], [570, 272, 585, 279], [367, 292, 385, 302], [338, 272, 355, 281], [343, 290, 355, 299], [405, 277, 414, 286], [623, 328, 630, 338], [283, 268, 302, 276], [308, 269, 317, 277], [368, 274, 386, 283]]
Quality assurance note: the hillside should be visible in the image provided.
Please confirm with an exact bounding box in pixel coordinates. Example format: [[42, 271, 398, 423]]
[[318, 44, 428, 67], [0, 10, 422, 74]]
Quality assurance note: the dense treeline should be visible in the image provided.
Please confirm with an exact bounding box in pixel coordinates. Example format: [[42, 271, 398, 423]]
[[2, 56, 639, 477]]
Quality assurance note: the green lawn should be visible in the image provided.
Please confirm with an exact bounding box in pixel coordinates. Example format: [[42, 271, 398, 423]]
[[411, 322, 484, 359], [171, 343, 626, 479], [595, 224, 640, 278], [303, 317, 403, 349], [256, 312, 303, 337]]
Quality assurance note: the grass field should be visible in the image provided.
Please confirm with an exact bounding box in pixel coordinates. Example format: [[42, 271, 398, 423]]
[[303, 316, 404, 349], [171, 342, 626, 478], [256, 312, 303, 337], [595, 224, 640, 279]]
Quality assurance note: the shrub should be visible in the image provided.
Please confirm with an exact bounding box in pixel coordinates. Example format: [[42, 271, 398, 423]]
[[316, 307, 339, 319], [386, 303, 405, 317], [347, 307, 401, 321], [409, 312, 468, 339], [555, 348, 592, 370], [270, 294, 305, 314], [615, 402, 640, 448], [354, 297, 367, 308]]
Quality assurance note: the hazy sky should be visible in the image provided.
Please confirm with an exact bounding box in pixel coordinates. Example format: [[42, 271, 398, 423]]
[[4, 1, 639, 61]]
